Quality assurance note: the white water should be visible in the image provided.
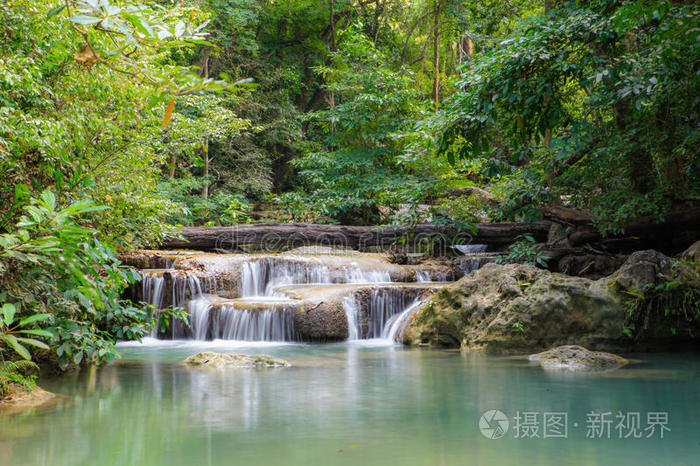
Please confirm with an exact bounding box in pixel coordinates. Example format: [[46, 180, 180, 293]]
[[415, 270, 430, 283], [240, 257, 392, 297], [240, 258, 332, 297], [218, 306, 298, 341], [381, 298, 424, 342], [366, 289, 415, 338], [343, 266, 391, 284], [343, 289, 423, 341], [187, 296, 213, 340], [139, 255, 430, 344], [343, 295, 361, 340], [453, 244, 488, 254], [142, 274, 166, 309]]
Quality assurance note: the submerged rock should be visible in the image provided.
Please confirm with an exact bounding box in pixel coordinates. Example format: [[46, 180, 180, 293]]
[[404, 250, 700, 353], [182, 352, 290, 368], [529, 345, 628, 372]]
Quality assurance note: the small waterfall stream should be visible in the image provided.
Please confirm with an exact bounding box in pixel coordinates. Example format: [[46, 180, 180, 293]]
[[343, 289, 423, 341], [344, 295, 361, 340]]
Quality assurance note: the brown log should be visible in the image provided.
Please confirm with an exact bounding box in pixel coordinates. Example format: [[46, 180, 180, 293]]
[[162, 222, 552, 253]]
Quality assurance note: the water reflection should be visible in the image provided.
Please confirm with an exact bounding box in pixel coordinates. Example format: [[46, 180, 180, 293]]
[[1, 348, 699, 466]]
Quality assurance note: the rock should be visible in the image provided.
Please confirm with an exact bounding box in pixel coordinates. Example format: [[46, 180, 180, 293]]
[[529, 345, 628, 372], [294, 301, 349, 341], [0, 384, 57, 411], [182, 352, 290, 368], [681, 240, 700, 265], [284, 246, 360, 255], [404, 250, 700, 353], [546, 223, 571, 248]]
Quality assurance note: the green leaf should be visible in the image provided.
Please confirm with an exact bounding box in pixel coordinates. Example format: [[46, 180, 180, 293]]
[[69, 15, 102, 25], [47, 4, 67, 18], [73, 351, 84, 365], [18, 329, 54, 338], [16, 337, 49, 350], [40, 190, 57, 210], [19, 314, 52, 327], [2, 335, 31, 360], [1, 303, 16, 325]]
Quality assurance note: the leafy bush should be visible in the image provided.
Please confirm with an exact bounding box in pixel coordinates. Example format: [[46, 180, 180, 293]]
[[0, 360, 39, 399], [495, 234, 548, 268], [0, 191, 168, 370]]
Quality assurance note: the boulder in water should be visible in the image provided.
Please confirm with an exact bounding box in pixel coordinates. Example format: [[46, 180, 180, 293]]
[[404, 250, 700, 353], [182, 352, 290, 368], [529, 345, 628, 372]]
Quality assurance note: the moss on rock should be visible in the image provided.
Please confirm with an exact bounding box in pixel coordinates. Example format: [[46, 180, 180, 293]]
[[182, 351, 291, 368]]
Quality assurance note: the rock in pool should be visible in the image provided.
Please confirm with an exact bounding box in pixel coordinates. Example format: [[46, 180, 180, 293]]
[[529, 345, 628, 372], [182, 351, 291, 368]]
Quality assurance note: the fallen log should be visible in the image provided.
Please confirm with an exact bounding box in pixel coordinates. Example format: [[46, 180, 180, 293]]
[[162, 222, 552, 253]]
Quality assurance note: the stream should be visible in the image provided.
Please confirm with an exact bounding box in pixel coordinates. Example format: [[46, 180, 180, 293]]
[[2, 250, 699, 465]]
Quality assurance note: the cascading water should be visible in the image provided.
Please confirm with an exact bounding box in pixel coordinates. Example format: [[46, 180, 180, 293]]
[[343, 267, 391, 284], [183, 299, 299, 342], [343, 295, 361, 340], [136, 254, 433, 344], [415, 270, 431, 283], [343, 289, 421, 340], [171, 272, 204, 308], [453, 244, 488, 254], [240, 258, 332, 297], [217, 306, 298, 341], [452, 244, 491, 276], [239, 257, 391, 297], [381, 298, 424, 342], [366, 289, 414, 339], [142, 273, 166, 309]]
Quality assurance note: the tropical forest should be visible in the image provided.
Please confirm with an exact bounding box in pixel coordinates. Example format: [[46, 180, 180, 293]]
[[1, 0, 699, 464]]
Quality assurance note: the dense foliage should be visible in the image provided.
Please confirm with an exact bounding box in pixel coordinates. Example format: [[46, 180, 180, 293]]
[[1, 0, 698, 387], [434, 0, 700, 231]]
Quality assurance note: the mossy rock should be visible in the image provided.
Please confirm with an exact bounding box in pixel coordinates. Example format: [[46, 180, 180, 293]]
[[182, 351, 290, 368], [529, 345, 628, 372], [404, 250, 700, 353]]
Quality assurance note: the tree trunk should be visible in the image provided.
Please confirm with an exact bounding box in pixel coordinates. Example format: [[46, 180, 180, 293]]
[[169, 153, 176, 178], [613, 99, 656, 194], [162, 222, 552, 252], [202, 137, 209, 201]]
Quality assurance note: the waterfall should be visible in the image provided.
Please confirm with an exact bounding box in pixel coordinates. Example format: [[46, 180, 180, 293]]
[[187, 296, 213, 340], [343, 295, 361, 340], [366, 289, 413, 339], [343, 267, 391, 283], [172, 272, 204, 308], [240, 258, 332, 297], [218, 306, 298, 341], [240, 257, 391, 297], [415, 270, 431, 283], [344, 289, 419, 340], [453, 244, 488, 254], [142, 274, 166, 309], [381, 298, 424, 342]]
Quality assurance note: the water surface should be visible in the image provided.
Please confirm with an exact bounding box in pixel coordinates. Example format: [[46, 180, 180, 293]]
[[2, 341, 699, 466]]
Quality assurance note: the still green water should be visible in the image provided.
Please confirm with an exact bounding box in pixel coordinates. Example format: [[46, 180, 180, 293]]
[[2, 340, 699, 466]]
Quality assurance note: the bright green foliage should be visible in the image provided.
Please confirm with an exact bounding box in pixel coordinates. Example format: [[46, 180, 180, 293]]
[[0, 360, 39, 399], [435, 0, 700, 232], [291, 28, 429, 224], [0, 191, 160, 369]]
